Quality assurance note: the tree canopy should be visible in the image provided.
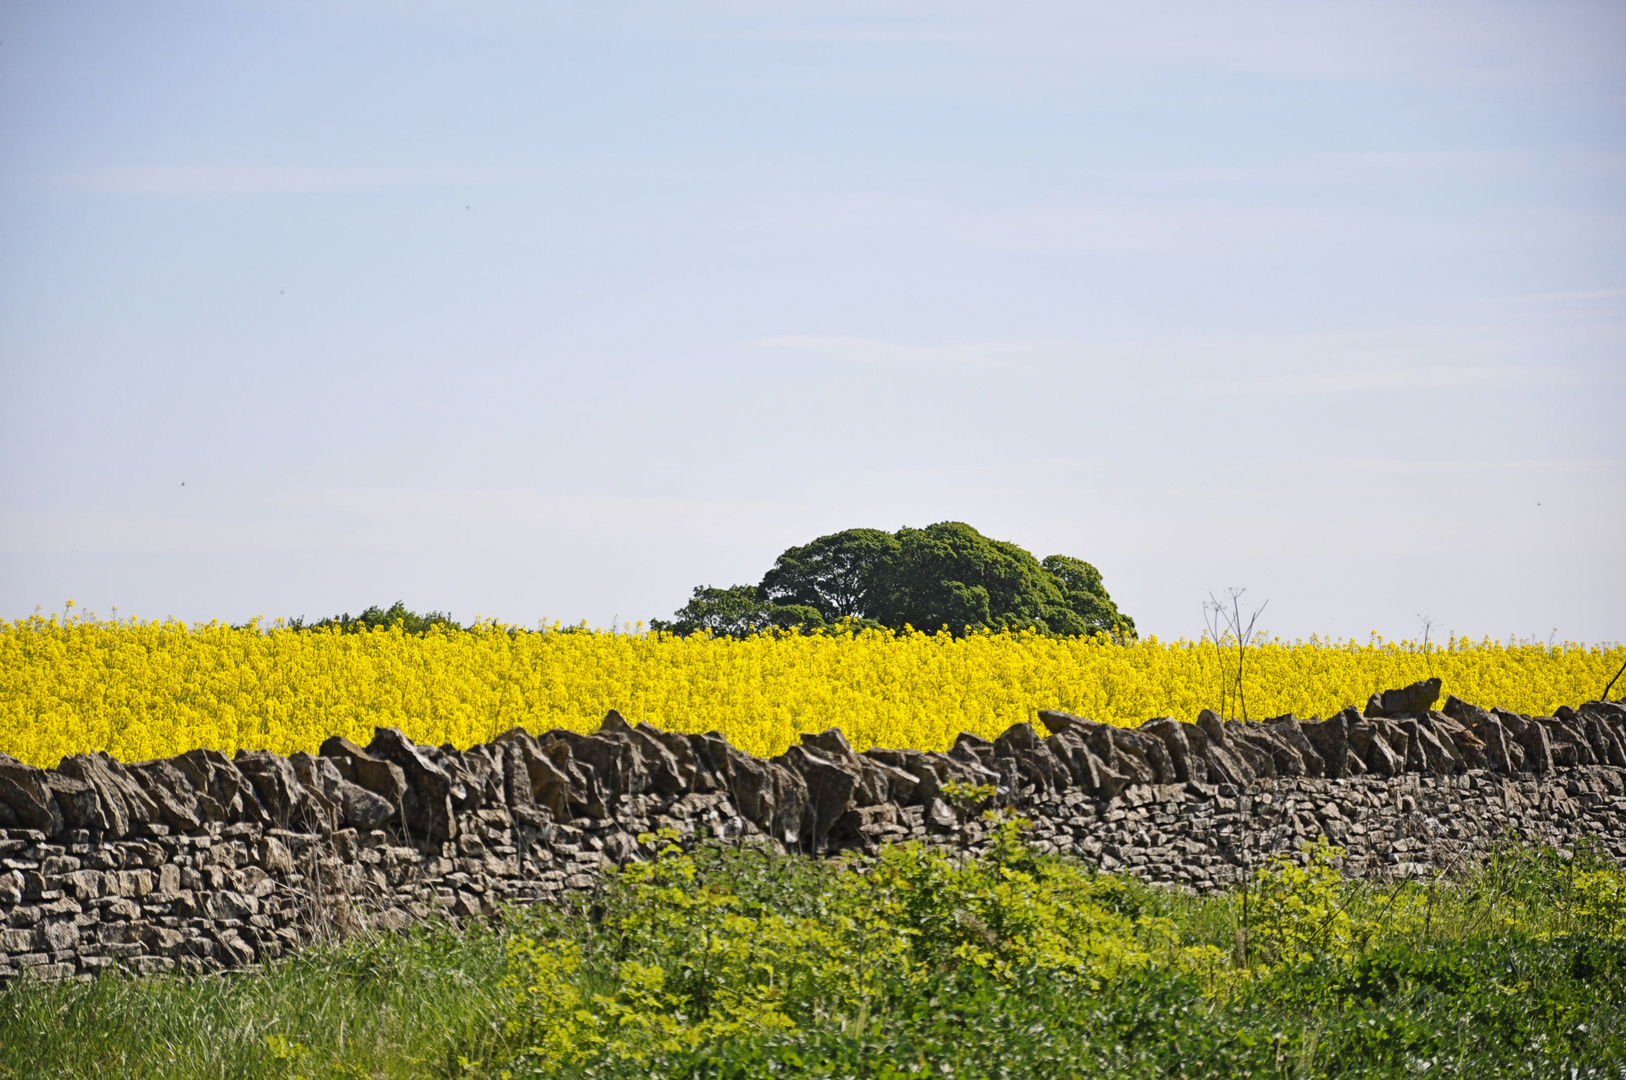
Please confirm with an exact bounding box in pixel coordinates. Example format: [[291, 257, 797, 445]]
[[651, 522, 1133, 639], [287, 601, 462, 635]]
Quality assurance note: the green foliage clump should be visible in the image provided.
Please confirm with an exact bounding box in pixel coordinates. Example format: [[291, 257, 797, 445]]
[[646, 585, 831, 640], [1248, 837, 1356, 965], [286, 600, 462, 635], [654, 521, 1134, 639], [486, 826, 1626, 1077]]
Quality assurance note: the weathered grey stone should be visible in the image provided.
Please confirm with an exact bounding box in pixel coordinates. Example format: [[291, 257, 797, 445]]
[[213, 890, 259, 921], [0, 753, 65, 836], [993, 723, 1072, 794], [9, 698, 1626, 987], [337, 780, 395, 831], [1577, 701, 1626, 762], [1536, 716, 1588, 767], [638, 723, 713, 793], [1048, 714, 1156, 787], [97, 754, 161, 825], [1040, 729, 1120, 799], [611, 721, 686, 797], [864, 748, 944, 803], [127, 760, 204, 833], [364, 728, 463, 841], [1244, 719, 1295, 773], [951, 731, 994, 762], [1140, 717, 1209, 784], [493, 740, 536, 819], [258, 835, 295, 875], [180, 749, 267, 825], [43, 775, 101, 832], [1443, 694, 1492, 727], [1264, 716, 1326, 778], [808, 730, 919, 807], [539, 736, 609, 819], [1471, 714, 1513, 773], [769, 761, 808, 846], [1301, 710, 1354, 780], [289, 752, 396, 832], [1365, 677, 1443, 718], [552, 725, 643, 801], [1495, 711, 1552, 774], [686, 732, 734, 789], [833, 803, 898, 842], [1582, 715, 1626, 768], [56, 756, 130, 836], [1224, 722, 1281, 780], [1399, 718, 1455, 774], [493, 729, 571, 822], [161, 757, 225, 823], [855, 752, 918, 805], [423, 746, 485, 812], [1349, 722, 1404, 777], [798, 730, 882, 805], [1426, 711, 1485, 770], [926, 797, 958, 828], [776, 745, 858, 852], [37, 918, 78, 952], [941, 737, 1003, 788], [1109, 726, 1178, 785], [234, 751, 323, 833], [287, 753, 345, 830], [1191, 712, 1256, 787], [718, 743, 776, 833], [319, 735, 409, 817], [467, 744, 514, 807], [1035, 710, 1084, 736]]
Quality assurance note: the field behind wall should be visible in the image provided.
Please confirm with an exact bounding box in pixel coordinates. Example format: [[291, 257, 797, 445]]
[[1, 611, 1621, 767]]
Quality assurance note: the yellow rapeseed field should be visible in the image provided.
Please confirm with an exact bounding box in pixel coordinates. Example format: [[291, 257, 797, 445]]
[[1, 609, 1620, 769]]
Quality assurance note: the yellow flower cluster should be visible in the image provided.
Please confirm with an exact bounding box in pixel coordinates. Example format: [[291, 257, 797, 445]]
[[1, 610, 1619, 769]]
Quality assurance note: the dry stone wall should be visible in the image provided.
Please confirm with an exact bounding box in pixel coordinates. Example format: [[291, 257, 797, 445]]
[[4, 679, 1626, 983]]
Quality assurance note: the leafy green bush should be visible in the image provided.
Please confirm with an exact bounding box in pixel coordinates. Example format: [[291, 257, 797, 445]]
[[496, 818, 1218, 1073], [654, 522, 1134, 639], [491, 825, 1626, 1076], [1248, 837, 1355, 965], [285, 600, 462, 635]]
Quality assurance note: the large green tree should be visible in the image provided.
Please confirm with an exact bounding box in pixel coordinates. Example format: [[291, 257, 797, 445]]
[[757, 527, 900, 619], [655, 522, 1133, 638]]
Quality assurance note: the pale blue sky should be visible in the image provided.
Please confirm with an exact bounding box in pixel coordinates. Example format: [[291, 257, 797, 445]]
[[1, 1, 1623, 643]]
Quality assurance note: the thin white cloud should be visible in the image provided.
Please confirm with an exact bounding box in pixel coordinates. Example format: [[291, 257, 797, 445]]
[[0, 491, 816, 557], [48, 165, 544, 195], [1284, 457, 1626, 476], [322, 1, 1626, 88], [1193, 365, 1525, 396], [751, 335, 1006, 369], [873, 458, 1113, 482], [714, 186, 1626, 262], [1486, 287, 1626, 304], [0, 509, 371, 554]]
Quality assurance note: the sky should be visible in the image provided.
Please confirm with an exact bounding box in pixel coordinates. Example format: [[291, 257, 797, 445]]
[[0, 0, 1623, 645]]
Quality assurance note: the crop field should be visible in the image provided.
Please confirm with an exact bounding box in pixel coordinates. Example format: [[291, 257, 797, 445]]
[[2, 609, 1619, 767]]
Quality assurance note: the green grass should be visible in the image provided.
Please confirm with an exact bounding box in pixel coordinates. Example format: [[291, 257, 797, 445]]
[[0, 917, 516, 1078], [3, 825, 1624, 1079]]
